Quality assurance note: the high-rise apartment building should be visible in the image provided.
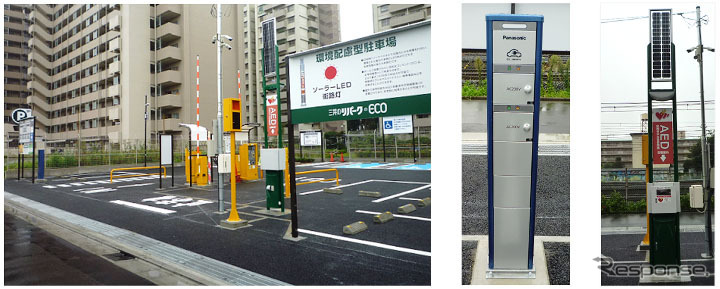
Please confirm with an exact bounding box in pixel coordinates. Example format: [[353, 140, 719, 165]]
[[17, 4, 340, 149], [241, 4, 340, 142], [23, 4, 245, 149], [372, 4, 431, 33], [4, 4, 32, 145]]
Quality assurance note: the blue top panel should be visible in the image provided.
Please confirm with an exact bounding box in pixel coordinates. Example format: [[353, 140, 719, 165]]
[[486, 14, 544, 23]]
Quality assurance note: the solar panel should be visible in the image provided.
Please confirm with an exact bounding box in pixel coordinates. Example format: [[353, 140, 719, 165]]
[[649, 9, 672, 81], [262, 18, 277, 77]]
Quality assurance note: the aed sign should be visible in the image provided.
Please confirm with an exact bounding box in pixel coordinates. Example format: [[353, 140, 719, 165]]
[[652, 108, 673, 164], [11, 108, 32, 124], [266, 94, 279, 137], [383, 115, 413, 135]]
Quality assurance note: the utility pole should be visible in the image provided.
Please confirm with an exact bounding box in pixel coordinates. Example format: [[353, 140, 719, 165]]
[[213, 4, 233, 213], [144, 95, 149, 167], [689, 5, 714, 259]]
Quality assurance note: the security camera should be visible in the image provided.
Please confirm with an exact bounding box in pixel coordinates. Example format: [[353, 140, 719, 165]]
[[687, 47, 695, 53], [212, 39, 217, 44], [222, 35, 233, 41]]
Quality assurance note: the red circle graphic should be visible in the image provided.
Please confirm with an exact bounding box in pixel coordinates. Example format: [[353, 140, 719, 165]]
[[325, 66, 337, 80]]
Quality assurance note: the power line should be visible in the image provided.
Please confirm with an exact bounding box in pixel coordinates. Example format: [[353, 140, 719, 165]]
[[601, 11, 696, 23]]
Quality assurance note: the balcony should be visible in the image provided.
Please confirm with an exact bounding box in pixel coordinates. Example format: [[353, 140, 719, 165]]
[[29, 9, 52, 25], [27, 80, 51, 97], [161, 118, 182, 132], [389, 11, 427, 27], [26, 94, 51, 113], [157, 4, 181, 19], [157, 70, 182, 86], [109, 37, 121, 52], [108, 61, 120, 75], [33, 4, 53, 17], [158, 93, 182, 109], [109, 84, 121, 98], [108, 10, 121, 31], [157, 45, 182, 64], [28, 66, 51, 83], [28, 24, 52, 41], [28, 51, 52, 69], [28, 37, 52, 56], [108, 107, 120, 120], [388, 4, 423, 13], [156, 22, 182, 42]]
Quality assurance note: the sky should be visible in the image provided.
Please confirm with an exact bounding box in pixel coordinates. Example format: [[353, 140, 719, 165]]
[[338, 4, 374, 42], [600, 3, 716, 140]]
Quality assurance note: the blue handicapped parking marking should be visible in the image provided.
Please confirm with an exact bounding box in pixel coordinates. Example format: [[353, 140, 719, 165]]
[[337, 163, 385, 169], [391, 163, 431, 171]]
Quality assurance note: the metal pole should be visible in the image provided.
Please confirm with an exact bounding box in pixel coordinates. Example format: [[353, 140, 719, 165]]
[[144, 94, 148, 167], [216, 4, 224, 212], [171, 136, 174, 187], [17, 148, 20, 180], [373, 129, 377, 160], [32, 121, 35, 184], [189, 133, 192, 187], [625, 167, 629, 203], [412, 115, 417, 163], [286, 57, 299, 238], [382, 118, 386, 162], [693, 5, 713, 258], [276, 45, 283, 148], [159, 134, 162, 189]]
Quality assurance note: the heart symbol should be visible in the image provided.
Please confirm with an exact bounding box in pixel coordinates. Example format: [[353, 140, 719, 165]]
[[658, 198, 663, 202], [655, 112, 663, 119], [268, 98, 275, 104]]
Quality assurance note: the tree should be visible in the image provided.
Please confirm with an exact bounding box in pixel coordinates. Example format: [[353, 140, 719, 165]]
[[683, 132, 714, 173]]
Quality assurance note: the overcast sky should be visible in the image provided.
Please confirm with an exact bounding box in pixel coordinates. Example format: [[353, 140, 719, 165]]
[[600, 3, 716, 140], [339, 4, 374, 42]]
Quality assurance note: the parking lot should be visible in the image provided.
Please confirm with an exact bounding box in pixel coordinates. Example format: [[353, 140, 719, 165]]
[[4, 162, 430, 285]]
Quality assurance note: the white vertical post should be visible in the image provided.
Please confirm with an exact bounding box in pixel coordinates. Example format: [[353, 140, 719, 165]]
[[196, 55, 200, 178], [216, 3, 224, 212]]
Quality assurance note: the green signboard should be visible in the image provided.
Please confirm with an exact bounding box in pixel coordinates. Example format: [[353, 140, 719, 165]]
[[287, 21, 431, 124]]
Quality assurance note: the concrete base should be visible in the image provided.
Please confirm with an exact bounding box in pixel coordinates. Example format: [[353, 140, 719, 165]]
[[36, 178, 47, 183], [219, 219, 249, 230], [283, 224, 306, 242], [486, 267, 536, 279], [636, 243, 650, 251], [253, 208, 291, 217], [638, 271, 691, 284], [470, 236, 550, 285]]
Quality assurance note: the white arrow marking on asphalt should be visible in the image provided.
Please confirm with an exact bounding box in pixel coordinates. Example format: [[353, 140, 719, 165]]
[[142, 195, 176, 202], [110, 200, 175, 214]]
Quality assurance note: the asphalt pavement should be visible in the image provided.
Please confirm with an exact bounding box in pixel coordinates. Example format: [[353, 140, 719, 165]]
[[600, 232, 714, 285], [4, 163, 430, 285]]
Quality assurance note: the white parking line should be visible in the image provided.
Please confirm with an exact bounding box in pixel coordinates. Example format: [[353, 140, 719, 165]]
[[299, 180, 374, 195], [117, 183, 153, 188], [110, 200, 175, 214], [57, 184, 71, 188], [298, 229, 430, 257], [399, 197, 422, 201], [142, 195, 176, 202], [373, 185, 431, 203], [42, 185, 57, 189], [355, 210, 431, 222]]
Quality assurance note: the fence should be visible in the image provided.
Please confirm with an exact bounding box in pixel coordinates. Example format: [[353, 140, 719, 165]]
[[4, 137, 198, 178], [294, 128, 431, 163], [600, 168, 705, 202]]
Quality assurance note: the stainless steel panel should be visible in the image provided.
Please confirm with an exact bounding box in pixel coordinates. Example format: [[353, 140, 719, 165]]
[[493, 141, 532, 176], [492, 112, 533, 142], [493, 175, 531, 208], [492, 28, 537, 65], [492, 73, 535, 105], [493, 207, 530, 269]]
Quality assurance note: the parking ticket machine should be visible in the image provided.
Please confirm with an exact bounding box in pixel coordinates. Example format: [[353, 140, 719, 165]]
[[486, 14, 543, 278]]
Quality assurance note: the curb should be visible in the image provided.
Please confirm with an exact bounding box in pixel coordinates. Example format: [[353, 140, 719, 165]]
[[4, 192, 289, 286]]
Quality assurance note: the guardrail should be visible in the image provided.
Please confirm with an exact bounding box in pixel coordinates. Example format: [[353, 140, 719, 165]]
[[110, 166, 166, 183], [296, 168, 339, 186]]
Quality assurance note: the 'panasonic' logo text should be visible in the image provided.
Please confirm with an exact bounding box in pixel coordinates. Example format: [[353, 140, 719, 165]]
[[503, 35, 526, 40]]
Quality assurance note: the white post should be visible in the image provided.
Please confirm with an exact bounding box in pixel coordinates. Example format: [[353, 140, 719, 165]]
[[216, 3, 224, 212]]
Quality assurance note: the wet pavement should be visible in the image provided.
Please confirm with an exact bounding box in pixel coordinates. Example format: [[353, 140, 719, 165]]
[[600, 232, 714, 285], [462, 99, 570, 134], [4, 213, 153, 285], [4, 163, 431, 285]]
